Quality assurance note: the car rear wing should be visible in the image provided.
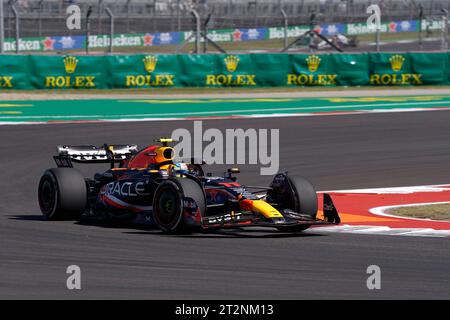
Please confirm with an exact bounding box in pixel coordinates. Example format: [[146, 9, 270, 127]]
[[54, 144, 138, 168]]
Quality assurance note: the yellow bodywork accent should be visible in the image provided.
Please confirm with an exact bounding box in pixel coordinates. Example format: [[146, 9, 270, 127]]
[[249, 200, 283, 219], [155, 146, 174, 162]]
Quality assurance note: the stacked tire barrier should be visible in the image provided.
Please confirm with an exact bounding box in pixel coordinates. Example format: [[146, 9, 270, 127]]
[[0, 52, 449, 89]]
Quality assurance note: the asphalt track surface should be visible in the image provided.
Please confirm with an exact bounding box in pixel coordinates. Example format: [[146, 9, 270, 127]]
[[1, 110, 450, 299]]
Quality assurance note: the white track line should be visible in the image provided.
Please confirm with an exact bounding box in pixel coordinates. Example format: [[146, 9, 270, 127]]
[[308, 225, 450, 238], [370, 201, 450, 223]]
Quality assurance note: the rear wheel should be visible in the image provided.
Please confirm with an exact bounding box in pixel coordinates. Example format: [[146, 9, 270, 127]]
[[152, 178, 205, 234], [267, 174, 318, 232], [38, 168, 87, 220]]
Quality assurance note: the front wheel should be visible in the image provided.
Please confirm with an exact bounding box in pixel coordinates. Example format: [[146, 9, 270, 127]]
[[152, 178, 205, 234], [267, 174, 318, 232]]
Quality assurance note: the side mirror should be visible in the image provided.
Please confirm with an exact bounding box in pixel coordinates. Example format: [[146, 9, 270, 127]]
[[225, 168, 240, 181]]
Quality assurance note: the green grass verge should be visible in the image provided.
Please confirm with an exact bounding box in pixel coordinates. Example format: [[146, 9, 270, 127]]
[[387, 203, 450, 221]]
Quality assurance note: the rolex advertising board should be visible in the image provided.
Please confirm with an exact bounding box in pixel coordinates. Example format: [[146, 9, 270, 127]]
[[105, 55, 179, 88], [0, 53, 448, 90], [29, 55, 107, 89]]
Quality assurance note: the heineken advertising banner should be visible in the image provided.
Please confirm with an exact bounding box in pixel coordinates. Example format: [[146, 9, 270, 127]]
[[0, 52, 449, 90], [3, 17, 448, 53]]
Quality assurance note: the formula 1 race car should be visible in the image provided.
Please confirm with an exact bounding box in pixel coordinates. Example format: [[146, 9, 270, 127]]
[[315, 34, 358, 50], [38, 138, 340, 233]]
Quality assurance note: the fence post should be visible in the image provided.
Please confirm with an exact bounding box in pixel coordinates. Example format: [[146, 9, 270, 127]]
[[38, 0, 43, 37], [442, 9, 449, 51], [11, 3, 18, 53], [203, 13, 211, 53], [254, 0, 258, 28], [126, 0, 131, 33], [105, 7, 114, 53], [97, 0, 103, 35], [177, 0, 181, 32], [418, 5, 423, 50], [376, 28, 380, 52], [309, 10, 316, 53], [191, 9, 201, 54], [0, 0, 4, 53], [86, 6, 93, 55], [375, 7, 381, 53], [6, 0, 10, 38], [152, 0, 156, 33], [280, 9, 288, 49]]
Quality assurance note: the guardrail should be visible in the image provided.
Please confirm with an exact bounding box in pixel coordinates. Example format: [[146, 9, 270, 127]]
[[0, 52, 448, 89]]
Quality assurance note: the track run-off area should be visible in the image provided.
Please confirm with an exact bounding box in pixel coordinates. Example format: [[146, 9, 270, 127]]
[[315, 185, 450, 238], [1, 94, 450, 124]]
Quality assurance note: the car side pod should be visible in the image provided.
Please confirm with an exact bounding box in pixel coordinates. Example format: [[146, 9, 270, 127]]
[[323, 193, 341, 224]]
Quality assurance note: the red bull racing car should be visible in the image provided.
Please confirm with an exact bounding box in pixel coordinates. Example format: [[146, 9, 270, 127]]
[[38, 138, 340, 233]]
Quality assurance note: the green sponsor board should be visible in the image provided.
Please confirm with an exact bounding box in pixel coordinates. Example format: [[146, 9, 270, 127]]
[[289, 54, 337, 86], [202, 54, 291, 87], [446, 51, 450, 84], [0, 55, 31, 89], [29, 55, 108, 89], [0, 52, 448, 90], [287, 54, 368, 86], [326, 54, 370, 86], [368, 53, 448, 85], [106, 54, 179, 88]]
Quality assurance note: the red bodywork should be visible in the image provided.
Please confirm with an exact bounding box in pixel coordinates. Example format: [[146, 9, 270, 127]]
[[125, 145, 159, 168]]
